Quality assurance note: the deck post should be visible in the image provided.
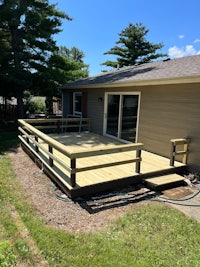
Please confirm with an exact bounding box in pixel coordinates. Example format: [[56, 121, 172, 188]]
[[48, 145, 53, 167], [57, 120, 61, 134], [183, 142, 189, 164], [26, 135, 30, 144], [70, 158, 76, 187], [35, 136, 39, 153], [170, 138, 190, 166], [170, 142, 176, 166], [135, 149, 141, 173], [88, 119, 91, 132]]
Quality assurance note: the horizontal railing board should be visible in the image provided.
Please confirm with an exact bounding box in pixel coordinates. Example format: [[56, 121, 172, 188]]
[[24, 118, 90, 123], [74, 158, 141, 173], [70, 143, 144, 159], [170, 138, 190, 145], [35, 124, 89, 129]]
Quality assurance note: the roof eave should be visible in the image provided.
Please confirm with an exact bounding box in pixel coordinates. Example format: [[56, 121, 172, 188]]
[[62, 75, 200, 90]]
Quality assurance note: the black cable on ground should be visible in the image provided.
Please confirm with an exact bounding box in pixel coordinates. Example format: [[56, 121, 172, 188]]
[[151, 198, 200, 207], [151, 186, 200, 207], [32, 170, 74, 202], [32, 163, 200, 207], [157, 187, 200, 201]]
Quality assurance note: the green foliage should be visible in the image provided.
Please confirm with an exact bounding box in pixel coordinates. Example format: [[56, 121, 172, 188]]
[[0, 1, 89, 118], [55, 46, 89, 82], [0, 241, 17, 267], [35, 51, 88, 91], [32, 45, 89, 113], [58, 46, 85, 63], [0, 0, 70, 118], [102, 22, 167, 69], [27, 98, 46, 114]]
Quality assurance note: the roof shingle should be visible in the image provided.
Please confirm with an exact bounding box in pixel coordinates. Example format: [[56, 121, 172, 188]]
[[62, 54, 200, 88]]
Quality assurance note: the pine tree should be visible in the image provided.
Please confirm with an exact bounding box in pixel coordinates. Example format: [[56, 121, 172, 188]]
[[102, 22, 167, 69], [0, 0, 70, 118]]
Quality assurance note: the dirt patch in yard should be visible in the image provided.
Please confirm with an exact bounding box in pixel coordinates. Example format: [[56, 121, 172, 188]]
[[8, 147, 154, 233], [8, 147, 200, 233], [162, 186, 194, 199], [162, 185, 200, 222]]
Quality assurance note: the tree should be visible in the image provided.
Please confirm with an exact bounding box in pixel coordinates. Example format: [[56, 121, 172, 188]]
[[58, 46, 85, 63], [56, 46, 89, 81], [0, 0, 70, 118], [102, 22, 167, 69], [33, 46, 89, 114]]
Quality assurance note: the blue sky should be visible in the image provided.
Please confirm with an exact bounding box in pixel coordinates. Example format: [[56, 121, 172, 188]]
[[50, 0, 200, 76]]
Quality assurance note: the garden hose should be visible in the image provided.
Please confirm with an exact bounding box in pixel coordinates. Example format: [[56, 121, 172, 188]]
[[151, 197, 200, 207], [32, 170, 73, 202], [32, 165, 200, 207], [151, 186, 200, 207], [157, 187, 200, 201]]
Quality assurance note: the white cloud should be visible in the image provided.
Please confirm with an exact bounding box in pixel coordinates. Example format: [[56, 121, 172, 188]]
[[168, 45, 200, 58], [194, 38, 200, 43], [178, 34, 184, 39]]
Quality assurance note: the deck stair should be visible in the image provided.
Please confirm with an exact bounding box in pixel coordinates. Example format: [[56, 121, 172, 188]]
[[144, 174, 186, 190]]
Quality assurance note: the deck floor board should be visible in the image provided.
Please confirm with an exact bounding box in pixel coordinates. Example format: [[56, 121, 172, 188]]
[[39, 132, 185, 188]]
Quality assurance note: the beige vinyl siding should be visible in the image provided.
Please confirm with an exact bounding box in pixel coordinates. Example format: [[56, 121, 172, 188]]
[[87, 89, 105, 134], [66, 82, 200, 171], [138, 83, 200, 171]]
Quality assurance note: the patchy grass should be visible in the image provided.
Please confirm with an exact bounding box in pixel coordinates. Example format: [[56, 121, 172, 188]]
[[1, 131, 200, 266]]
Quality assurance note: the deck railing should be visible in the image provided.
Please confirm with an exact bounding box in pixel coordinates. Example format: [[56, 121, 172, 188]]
[[18, 119, 143, 188], [69, 142, 143, 187], [170, 138, 190, 166], [24, 117, 91, 133]]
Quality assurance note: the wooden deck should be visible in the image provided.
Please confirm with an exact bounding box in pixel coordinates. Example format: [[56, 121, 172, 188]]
[[18, 119, 188, 199], [45, 132, 185, 185]]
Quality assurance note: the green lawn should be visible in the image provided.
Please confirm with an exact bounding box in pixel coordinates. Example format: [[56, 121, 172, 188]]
[[1, 131, 200, 266]]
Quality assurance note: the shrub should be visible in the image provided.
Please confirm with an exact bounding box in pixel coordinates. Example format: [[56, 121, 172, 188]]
[[27, 98, 46, 114]]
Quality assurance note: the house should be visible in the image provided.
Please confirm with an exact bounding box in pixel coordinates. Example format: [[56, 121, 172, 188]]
[[61, 55, 200, 172]]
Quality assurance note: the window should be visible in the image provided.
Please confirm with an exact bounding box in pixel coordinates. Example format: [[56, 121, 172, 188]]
[[73, 92, 82, 116]]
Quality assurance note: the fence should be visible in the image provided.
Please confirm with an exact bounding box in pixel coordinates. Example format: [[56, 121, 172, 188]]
[[0, 104, 17, 121]]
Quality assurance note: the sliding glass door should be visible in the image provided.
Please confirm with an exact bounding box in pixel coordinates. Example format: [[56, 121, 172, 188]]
[[106, 94, 120, 137], [104, 93, 140, 143]]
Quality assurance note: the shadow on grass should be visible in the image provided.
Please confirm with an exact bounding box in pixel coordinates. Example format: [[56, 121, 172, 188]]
[[0, 131, 19, 154]]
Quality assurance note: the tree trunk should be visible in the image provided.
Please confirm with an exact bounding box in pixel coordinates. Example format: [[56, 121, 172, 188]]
[[9, 6, 25, 119], [45, 96, 53, 115], [16, 89, 24, 119]]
